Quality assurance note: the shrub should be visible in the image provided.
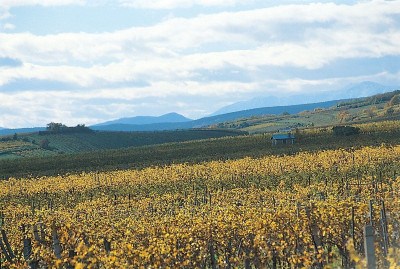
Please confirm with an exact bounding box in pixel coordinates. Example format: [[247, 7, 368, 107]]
[[385, 107, 395, 116], [38, 139, 50, 149], [332, 126, 360, 136]]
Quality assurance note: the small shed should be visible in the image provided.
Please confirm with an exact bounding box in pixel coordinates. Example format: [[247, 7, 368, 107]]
[[271, 133, 295, 145]]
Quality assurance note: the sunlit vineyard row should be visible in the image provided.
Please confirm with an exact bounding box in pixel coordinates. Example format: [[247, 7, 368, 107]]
[[0, 141, 30, 152], [1, 144, 400, 267], [299, 120, 400, 135]]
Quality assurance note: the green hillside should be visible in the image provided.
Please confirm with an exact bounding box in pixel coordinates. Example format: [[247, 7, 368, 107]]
[[92, 99, 342, 132], [211, 90, 400, 134], [1, 90, 399, 179], [0, 129, 246, 160], [1, 119, 399, 179]]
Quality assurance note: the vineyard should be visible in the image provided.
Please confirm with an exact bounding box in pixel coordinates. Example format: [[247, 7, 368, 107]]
[[213, 91, 400, 135], [0, 129, 246, 161], [0, 140, 32, 159], [1, 143, 400, 267], [1, 120, 399, 180]]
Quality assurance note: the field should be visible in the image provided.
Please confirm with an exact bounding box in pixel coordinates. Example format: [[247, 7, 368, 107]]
[[0, 129, 245, 161], [0, 120, 399, 180], [1, 92, 400, 268], [0, 140, 33, 159], [0, 120, 400, 267], [1, 140, 400, 267], [213, 91, 400, 134]]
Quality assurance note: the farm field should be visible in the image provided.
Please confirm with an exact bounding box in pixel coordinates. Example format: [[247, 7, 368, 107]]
[[0, 129, 246, 161], [0, 140, 33, 159], [3, 0, 400, 267], [1, 142, 400, 267], [0, 113, 400, 267], [214, 90, 400, 134], [0, 120, 399, 180]]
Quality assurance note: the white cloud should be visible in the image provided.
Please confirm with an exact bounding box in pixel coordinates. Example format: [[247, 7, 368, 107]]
[[1, 26, 400, 88], [3, 23, 14, 30], [1, 1, 400, 127], [2, 69, 398, 128], [1, 1, 399, 66], [0, 9, 11, 20]]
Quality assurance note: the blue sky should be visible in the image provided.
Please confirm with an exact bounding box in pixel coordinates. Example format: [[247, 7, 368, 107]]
[[0, 0, 400, 128]]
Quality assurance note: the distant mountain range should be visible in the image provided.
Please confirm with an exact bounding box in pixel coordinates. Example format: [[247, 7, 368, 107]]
[[0, 127, 46, 136], [1, 81, 398, 135], [212, 81, 398, 115], [0, 113, 191, 136], [93, 112, 191, 126], [93, 81, 397, 132], [344, 81, 398, 98], [91, 99, 341, 132]]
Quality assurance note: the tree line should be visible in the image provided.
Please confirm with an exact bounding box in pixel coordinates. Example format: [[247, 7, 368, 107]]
[[39, 123, 93, 135]]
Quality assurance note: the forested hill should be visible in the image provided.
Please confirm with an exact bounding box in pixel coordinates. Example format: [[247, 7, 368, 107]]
[[92, 99, 342, 132]]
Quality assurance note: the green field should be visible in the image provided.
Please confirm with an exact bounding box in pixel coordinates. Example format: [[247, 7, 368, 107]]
[[0, 119, 399, 179], [0, 129, 246, 160], [0, 90, 399, 179], [213, 91, 400, 134]]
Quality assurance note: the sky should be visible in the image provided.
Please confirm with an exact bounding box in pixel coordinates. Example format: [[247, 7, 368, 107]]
[[1, 0, 400, 128]]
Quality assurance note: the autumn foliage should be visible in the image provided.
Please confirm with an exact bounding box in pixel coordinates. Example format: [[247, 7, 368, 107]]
[[1, 142, 400, 267]]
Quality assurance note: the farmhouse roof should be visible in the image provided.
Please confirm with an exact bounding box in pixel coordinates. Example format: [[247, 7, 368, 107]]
[[272, 134, 295, 140]]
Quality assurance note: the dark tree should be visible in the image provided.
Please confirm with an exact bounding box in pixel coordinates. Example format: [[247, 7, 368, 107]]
[[38, 139, 50, 149], [332, 126, 360, 136], [46, 122, 66, 132]]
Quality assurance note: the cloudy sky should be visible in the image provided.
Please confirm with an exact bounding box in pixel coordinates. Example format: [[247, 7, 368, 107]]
[[1, 0, 400, 128]]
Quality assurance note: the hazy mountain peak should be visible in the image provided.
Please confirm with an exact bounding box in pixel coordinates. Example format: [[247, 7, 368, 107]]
[[345, 81, 396, 98], [157, 113, 191, 121], [211, 81, 399, 116], [93, 113, 192, 127]]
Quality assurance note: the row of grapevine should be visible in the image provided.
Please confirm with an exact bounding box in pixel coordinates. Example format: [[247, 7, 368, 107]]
[[1, 144, 400, 267]]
